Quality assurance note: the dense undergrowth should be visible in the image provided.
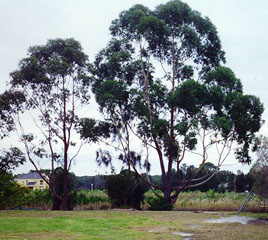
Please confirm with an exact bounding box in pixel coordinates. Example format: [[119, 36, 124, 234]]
[[9, 189, 267, 213]]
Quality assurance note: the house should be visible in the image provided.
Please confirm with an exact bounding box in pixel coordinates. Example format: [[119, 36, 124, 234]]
[[15, 172, 49, 190]]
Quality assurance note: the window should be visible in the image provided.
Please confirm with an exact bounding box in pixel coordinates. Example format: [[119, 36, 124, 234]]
[[40, 180, 43, 185]]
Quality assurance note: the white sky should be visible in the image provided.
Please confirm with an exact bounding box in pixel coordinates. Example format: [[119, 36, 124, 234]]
[[1, 0, 268, 176]]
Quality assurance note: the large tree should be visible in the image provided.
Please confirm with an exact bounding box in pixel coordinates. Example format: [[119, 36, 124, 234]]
[[86, 1, 264, 203], [10, 38, 91, 210]]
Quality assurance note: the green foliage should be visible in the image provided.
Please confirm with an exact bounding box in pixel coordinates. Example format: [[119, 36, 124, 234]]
[[0, 148, 26, 210], [172, 80, 209, 115], [27, 189, 52, 207], [11, 38, 90, 86], [78, 118, 111, 143], [0, 90, 25, 138], [0, 147, 25, 173], [206, 189, 216, 200], [0, 172, 29, 210], [105, 170, 149, 209], [146, 196, 174, 211], [96, 80, 129, 110], [0, 172, 51, 210], [76, 190, 109, 205]]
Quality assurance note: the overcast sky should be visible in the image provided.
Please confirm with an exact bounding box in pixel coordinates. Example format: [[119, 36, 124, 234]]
[[1, 0, 268, 176]]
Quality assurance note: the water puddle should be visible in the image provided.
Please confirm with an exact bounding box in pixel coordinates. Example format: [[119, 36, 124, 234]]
[[171, 232, 194, 237], [205, 216, 256, 225], [148, 230, 195, 239]]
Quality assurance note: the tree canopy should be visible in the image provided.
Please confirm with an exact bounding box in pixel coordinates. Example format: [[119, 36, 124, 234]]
[[84, 0, 264, 203], [0, 90, 25, 139], [0, 147, 25, 173]]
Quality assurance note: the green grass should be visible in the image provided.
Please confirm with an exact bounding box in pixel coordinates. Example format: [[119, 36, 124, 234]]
[[0, 210, 267, 240]]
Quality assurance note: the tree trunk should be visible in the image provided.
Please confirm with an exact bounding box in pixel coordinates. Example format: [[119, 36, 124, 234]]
[[163, 180, 172, 202], [61, 78, 69, 211], [61, 142, 69, 210], [60, 193, 68, 211]]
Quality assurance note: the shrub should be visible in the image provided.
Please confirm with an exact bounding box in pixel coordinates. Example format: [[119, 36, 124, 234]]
[[147, 196, 173, 211], [105, 170, 149, 209], [77, 192, 90, 205], [76, 190, 109, 205], [206, 189, 216, 200], [0, 172, 30, 209], [30, 189, 52, 206]]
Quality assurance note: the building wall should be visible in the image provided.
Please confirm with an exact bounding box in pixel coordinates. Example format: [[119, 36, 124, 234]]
[[16, 177, 49, 190]]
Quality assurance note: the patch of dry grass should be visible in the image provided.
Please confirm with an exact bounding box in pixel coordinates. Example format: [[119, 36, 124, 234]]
[[170, 191, 266, 212]]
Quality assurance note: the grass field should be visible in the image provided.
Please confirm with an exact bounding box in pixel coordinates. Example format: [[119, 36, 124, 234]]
[[0, 210, 267, 240]]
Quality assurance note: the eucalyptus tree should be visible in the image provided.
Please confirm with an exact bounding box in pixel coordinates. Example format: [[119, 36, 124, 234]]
[[10, 38, 91, 210], [86, 0, 264, 204]]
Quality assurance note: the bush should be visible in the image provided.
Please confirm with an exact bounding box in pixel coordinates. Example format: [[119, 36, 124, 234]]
[[75, 190, 110, 210], [0, 172, 30, 209], [29, 189, 52, 206], [147, 196, 173, 211], [76, 190, 109, 205], [105, 170, 149, 209], [206, 189, 216, 200]]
